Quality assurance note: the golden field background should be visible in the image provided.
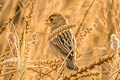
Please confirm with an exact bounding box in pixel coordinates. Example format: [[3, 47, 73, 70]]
[[0, 0, 120, 80]]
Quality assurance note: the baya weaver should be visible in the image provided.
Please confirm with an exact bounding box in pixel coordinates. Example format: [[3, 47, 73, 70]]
[[45, 13, 78, 71]]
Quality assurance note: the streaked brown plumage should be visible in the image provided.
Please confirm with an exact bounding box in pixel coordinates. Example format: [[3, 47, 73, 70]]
[[46, 13, 78, 71]]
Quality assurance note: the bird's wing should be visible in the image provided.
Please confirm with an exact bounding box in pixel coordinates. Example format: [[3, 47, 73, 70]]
[[50, 30, 76, 58]]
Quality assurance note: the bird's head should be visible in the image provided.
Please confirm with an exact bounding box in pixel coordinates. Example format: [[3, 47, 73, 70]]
[[44, 13, 67, 31]]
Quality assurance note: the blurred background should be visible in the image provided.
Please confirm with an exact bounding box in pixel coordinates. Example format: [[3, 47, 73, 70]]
[[0, 0, 120, 80]]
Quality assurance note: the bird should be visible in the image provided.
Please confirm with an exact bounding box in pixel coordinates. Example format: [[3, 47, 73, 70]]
[[44, 13, 78, 71]]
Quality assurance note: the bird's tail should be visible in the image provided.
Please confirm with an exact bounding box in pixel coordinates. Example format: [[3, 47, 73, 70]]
[[66, 58, 78, 71]]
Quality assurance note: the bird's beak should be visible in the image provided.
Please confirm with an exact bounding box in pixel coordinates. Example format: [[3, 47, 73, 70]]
[[44, 19, 50, 25]]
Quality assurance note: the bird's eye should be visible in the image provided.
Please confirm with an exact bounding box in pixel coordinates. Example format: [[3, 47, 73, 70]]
[[50, 18, 54, 21]]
